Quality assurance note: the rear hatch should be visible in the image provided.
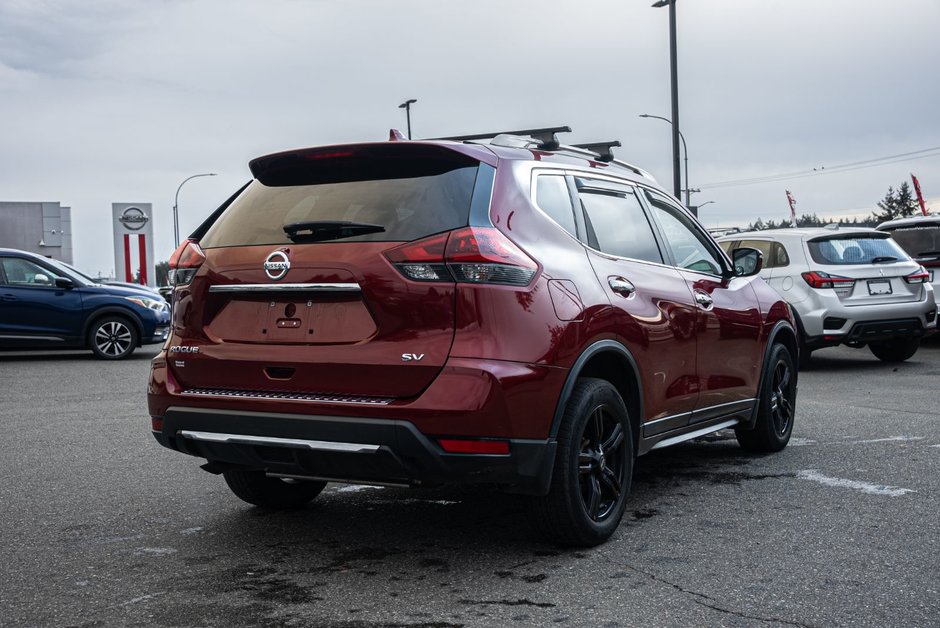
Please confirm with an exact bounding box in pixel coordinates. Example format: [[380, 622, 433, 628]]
[[878, 220, 940, 287], [804, 232, 925, 305], [171, 142, 493, 399]]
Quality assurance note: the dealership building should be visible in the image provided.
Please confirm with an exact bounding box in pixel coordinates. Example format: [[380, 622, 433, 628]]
[[0, 201, 73, 263]]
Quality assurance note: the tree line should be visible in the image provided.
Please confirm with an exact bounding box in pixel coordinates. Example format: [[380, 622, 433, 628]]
[[744, 181, 923, 231]]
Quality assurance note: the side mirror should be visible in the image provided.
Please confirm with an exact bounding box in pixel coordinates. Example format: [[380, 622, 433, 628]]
[[731, 247, 763, 277], [54, 277, 75, 290]]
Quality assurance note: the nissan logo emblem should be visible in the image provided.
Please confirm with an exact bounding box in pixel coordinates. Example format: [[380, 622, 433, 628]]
[[263, 251, 290, 280], [118, 207, 149, 231]]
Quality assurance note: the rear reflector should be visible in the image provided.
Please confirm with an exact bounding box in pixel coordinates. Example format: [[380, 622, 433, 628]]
[[438, 438, 510, 455], [151, 417, 164, 432]]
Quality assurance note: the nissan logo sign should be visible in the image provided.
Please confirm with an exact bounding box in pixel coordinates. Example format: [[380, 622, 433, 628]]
[[263, 250, 290, 280], [118, 207, 149, 231]]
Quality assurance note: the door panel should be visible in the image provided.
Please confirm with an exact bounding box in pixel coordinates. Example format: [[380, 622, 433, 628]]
[[0, 256, 84, 341], [572, 180, 699, 429], [681, 272, 763, 416]]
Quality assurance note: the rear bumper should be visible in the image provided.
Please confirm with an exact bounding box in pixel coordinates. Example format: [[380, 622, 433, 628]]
[[799, 288, 937, 348], [805, 316, 933, 349], [153, 407, 556, 494]]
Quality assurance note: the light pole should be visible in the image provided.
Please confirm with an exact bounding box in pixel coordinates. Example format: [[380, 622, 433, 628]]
[[398, 99, 417, 139], [651, 0, 681, 201], [173, 173, 216, 247], [639, 113, 690, 206], [689, 199, 713, 217]]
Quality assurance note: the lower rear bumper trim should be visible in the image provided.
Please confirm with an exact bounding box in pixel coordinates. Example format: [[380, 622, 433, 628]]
[[179, 430, 381, 453]]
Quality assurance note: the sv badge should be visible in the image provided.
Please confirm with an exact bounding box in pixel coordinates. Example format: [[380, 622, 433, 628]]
[[401, 353, 425, 362]]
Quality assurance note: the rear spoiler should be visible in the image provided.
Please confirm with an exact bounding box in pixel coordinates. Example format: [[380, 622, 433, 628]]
[[249, 143, 485, 187]]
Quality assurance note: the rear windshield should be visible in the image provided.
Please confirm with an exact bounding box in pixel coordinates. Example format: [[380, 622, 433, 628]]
[[201, 160, 480, 248], [807, 235, 909, 265], [880, 224, 940, 259]]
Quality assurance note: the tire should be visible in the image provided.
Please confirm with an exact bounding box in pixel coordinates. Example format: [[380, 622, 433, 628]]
[[222, 469, 326, 509], [88, 316, 138, 360], [869, 338, 919, 363], [528, 378, 634, 547], [736, 343, 796, 453]]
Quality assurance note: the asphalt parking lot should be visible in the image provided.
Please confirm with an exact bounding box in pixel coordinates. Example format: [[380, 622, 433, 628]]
[[2, 341, 938, 627]]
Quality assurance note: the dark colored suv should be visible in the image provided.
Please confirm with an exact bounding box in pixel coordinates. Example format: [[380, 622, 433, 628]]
[[1, 248, 170, 359], [149, 127, 798, 545]]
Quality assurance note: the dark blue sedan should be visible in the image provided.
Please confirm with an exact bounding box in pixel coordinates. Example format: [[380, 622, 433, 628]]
[[0, 248, 170, 359]]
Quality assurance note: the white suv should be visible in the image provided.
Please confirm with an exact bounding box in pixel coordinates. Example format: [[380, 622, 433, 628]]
[[717, 227, 937, 366], [876, 215, 940, 306]]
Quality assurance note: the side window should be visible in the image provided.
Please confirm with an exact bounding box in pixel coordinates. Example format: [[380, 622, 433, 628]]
[[0, 257, 62, 287], [534, 174, 577, 237], [739, 239, 774, 268], [773, 242, 790, 267], [575, 180, 663, 264], [718, 240, 736, 254], [643, 190, 725, 275]]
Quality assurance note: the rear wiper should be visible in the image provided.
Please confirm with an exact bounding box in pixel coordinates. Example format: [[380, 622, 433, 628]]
[[870, 256, 898, 264], [283, 220, 385, 242], [916, 250, 940, 257]]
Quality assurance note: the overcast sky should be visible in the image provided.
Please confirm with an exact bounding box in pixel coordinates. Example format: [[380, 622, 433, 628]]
[[1, 0, 938, 276]]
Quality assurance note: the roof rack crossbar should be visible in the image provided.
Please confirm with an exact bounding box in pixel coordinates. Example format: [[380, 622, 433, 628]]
[[572, 141, 622, 163], [431, 126, 571, 150]]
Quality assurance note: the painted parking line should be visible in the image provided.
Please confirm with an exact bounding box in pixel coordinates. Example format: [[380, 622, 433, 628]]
[[786, 436, 926, 446], [851, 436, 924, 444], [796, 470, 915, 497]]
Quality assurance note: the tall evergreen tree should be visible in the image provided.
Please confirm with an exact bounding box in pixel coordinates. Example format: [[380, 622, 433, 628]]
[[873, 182, 918, 222]]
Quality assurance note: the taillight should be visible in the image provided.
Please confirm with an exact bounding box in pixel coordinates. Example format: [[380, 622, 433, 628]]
[[168, 240, 205, 286], [383, 231, 451, 282], [904, 266, 930, 284], [384, 227, 538, 286], [445, 227, 538, 286], [801, 271, 855, 290]]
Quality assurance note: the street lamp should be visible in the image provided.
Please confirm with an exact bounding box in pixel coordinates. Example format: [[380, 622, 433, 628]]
[[640, 114, 690, 206], [398, 99, 417, 139], [651, 0, 681, 202], [173, 173, 217, 247]]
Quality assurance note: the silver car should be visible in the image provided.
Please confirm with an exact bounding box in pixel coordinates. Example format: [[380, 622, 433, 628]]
[[876, 215, 940, 306], [718, 227, 936, 366]]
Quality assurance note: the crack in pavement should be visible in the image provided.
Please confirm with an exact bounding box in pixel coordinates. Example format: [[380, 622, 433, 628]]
[[596, 552, 816, 628]]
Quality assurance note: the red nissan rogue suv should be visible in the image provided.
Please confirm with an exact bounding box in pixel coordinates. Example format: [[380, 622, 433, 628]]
[[149, 126, 798, 546]]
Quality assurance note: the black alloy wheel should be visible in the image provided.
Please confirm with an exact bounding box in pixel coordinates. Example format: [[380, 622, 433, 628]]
[[735, 343, 796, 453], [768, 359, 794, 437], [578, 405, 628, 522], [528, 378, 634, 546]]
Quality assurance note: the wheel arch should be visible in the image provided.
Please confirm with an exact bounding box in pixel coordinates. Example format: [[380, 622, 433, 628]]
[[550, 340, 643, 456], [82, 307, 144, 348]]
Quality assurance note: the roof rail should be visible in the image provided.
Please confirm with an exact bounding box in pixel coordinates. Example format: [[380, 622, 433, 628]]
[[430, 126, 571, 150], [611, 159, 656, 181], [571, 141, 621, 163]]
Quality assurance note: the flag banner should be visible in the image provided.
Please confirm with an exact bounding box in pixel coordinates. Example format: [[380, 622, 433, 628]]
[[786, 190, 797, 227], [911, 174, 928, 217]]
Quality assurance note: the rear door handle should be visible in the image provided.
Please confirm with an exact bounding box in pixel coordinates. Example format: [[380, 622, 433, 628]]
[[608, 277, 636, 297], [1, 294, 16, 302]]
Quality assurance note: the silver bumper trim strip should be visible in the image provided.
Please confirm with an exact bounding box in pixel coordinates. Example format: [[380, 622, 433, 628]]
[[179, 430, 381, 453]]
